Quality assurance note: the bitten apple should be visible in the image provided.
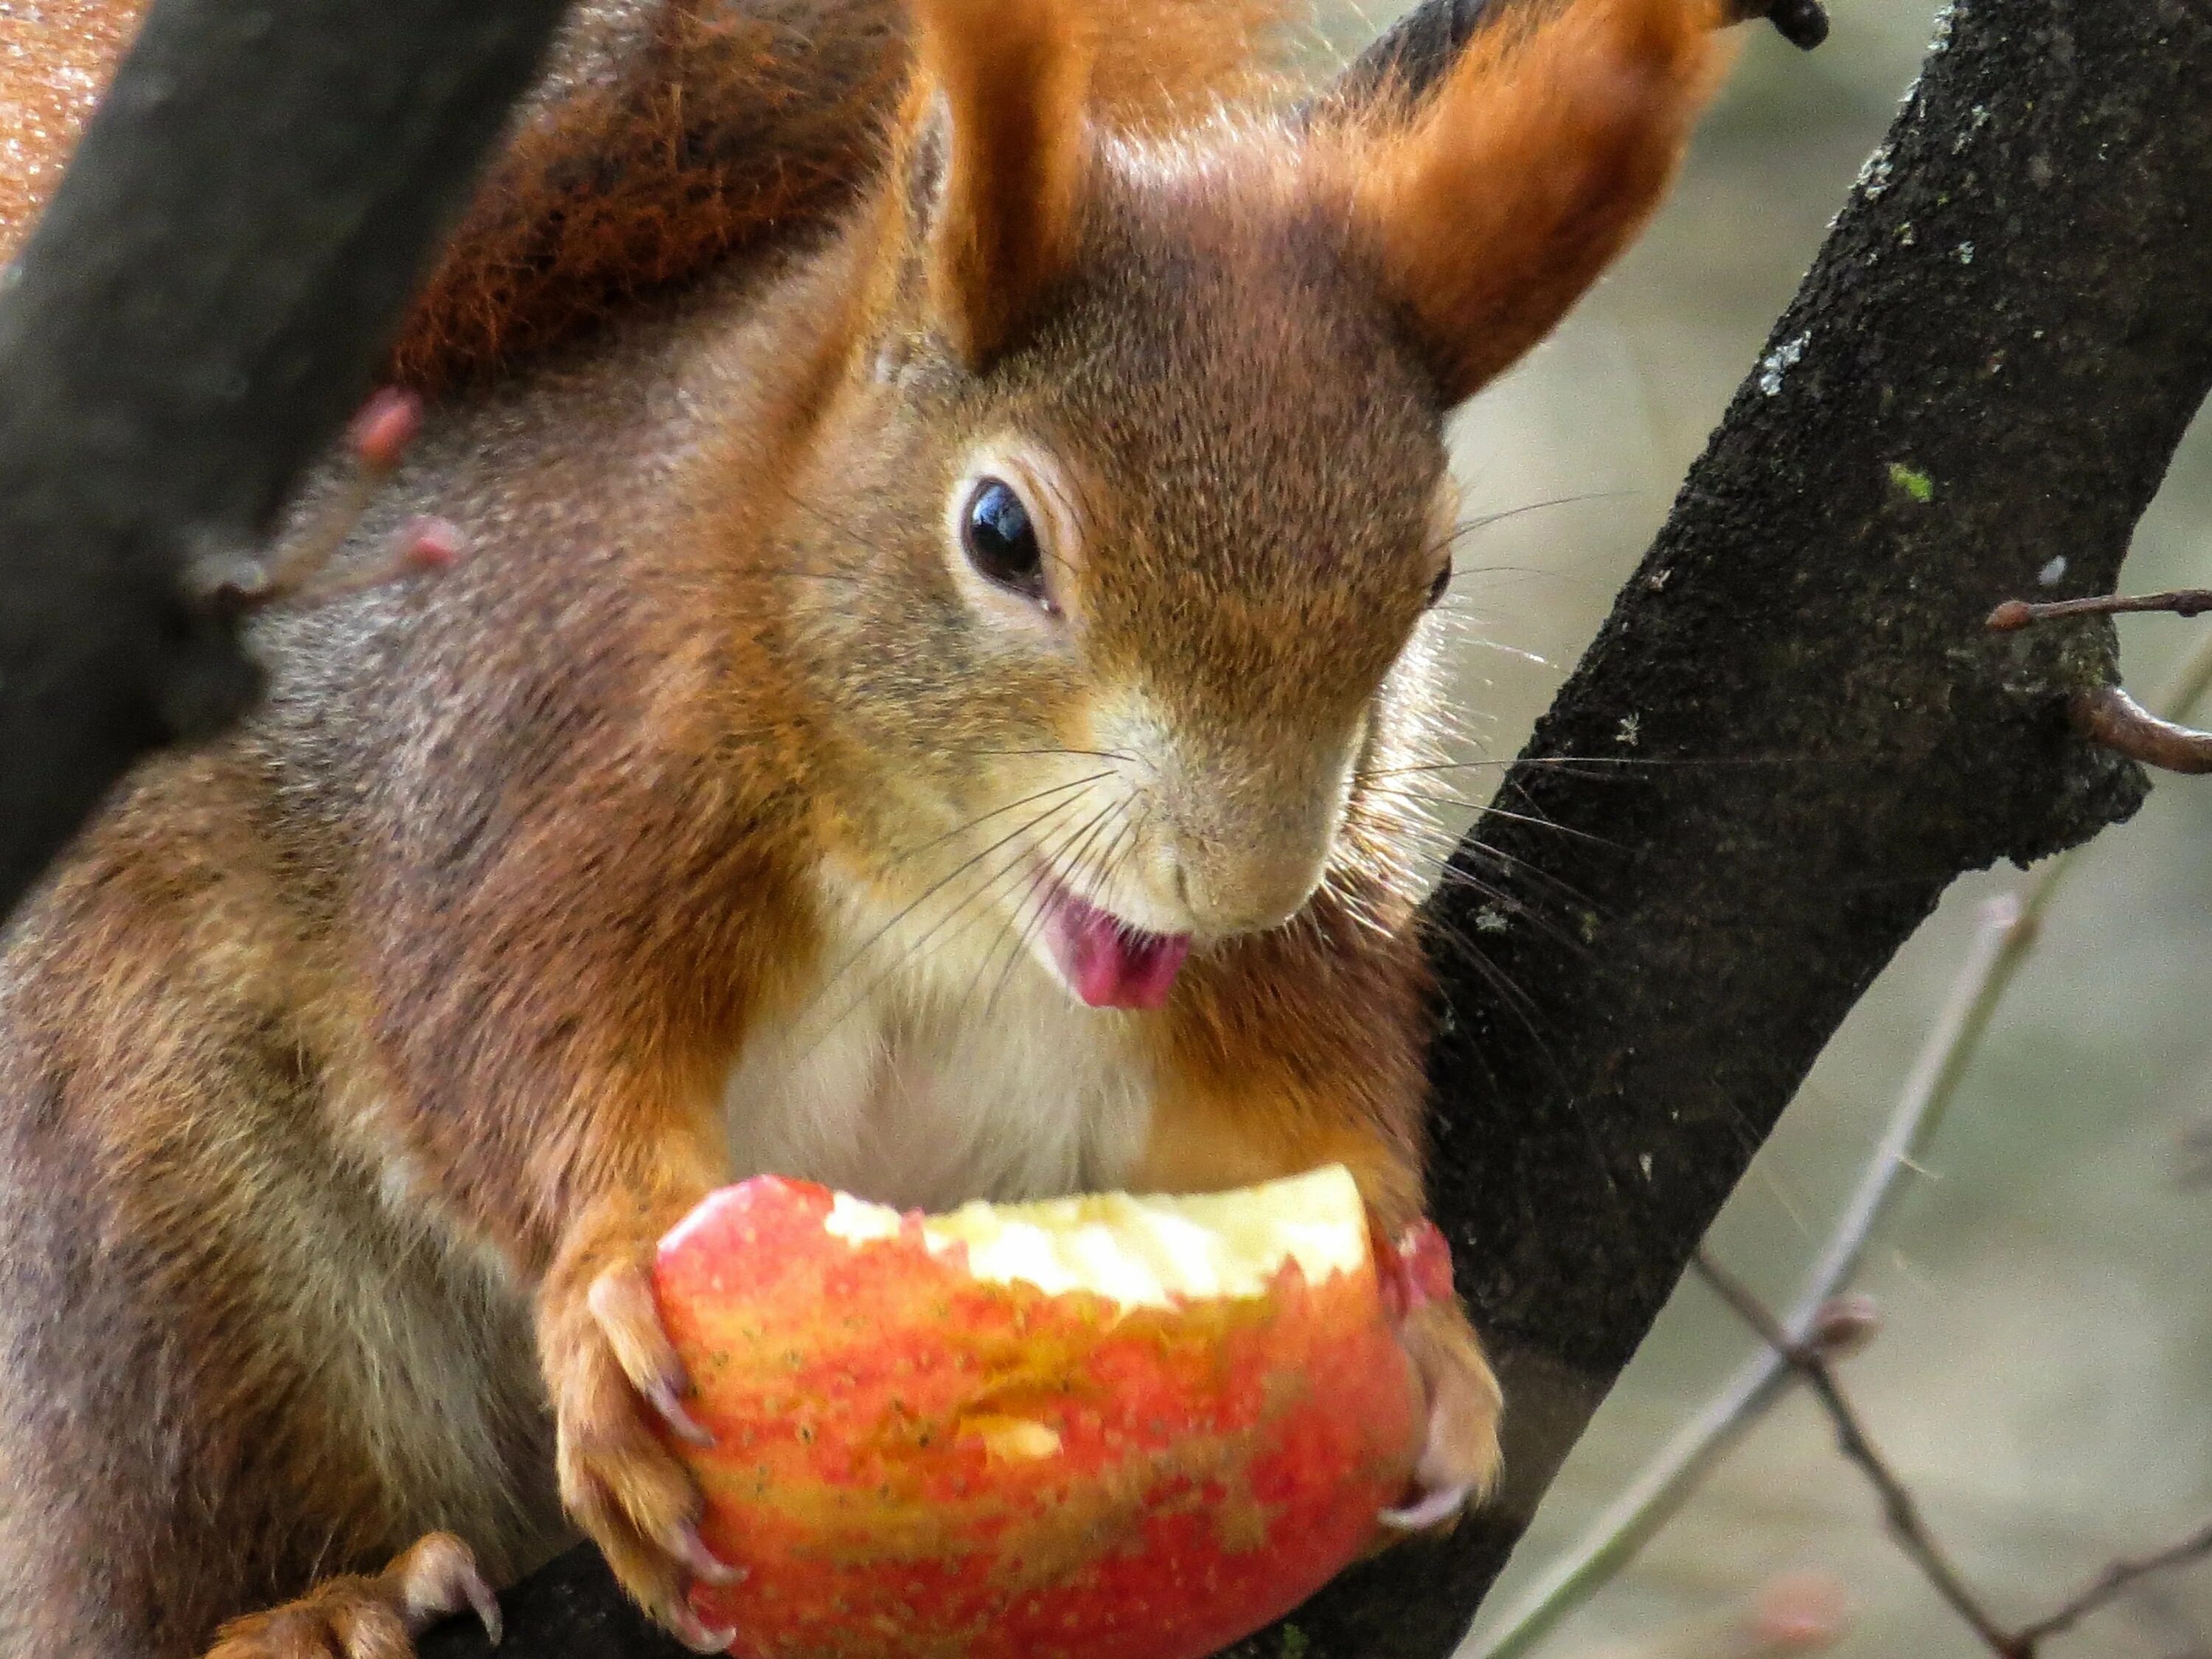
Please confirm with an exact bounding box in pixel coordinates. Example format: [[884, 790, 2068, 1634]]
[[652, 1165, 1427, 1659]]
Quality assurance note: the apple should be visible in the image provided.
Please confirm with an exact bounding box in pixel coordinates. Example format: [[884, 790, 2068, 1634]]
[[653, 1165, 1427, 1658]]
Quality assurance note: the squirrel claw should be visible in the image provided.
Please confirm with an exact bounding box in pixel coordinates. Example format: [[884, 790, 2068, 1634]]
[[386, 1531, 504, 1645], [202, 1532, 501, 1658], [644, 1375, 716, 1448], [1378, 1481, 1473, 1533], [674, 1525, 745, 1588], [585, 1259, 715, 1447], [667, 1607, 739, 1655], [549, 1233, 737, 1650]]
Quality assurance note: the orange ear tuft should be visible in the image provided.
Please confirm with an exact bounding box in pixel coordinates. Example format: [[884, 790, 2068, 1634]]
[[1350, 0, 1737, 406], [908, 0, 1095, 367]]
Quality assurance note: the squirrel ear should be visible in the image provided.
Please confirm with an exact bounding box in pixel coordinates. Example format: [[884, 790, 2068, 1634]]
[[906, 0, 1094, 369], [1340, 0, 1736, 406]]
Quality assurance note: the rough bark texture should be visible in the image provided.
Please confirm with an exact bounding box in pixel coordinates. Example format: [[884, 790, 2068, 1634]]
[[0, 0, 574, 911]]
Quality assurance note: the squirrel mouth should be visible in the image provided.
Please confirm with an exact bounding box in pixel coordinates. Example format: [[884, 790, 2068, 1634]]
[[1034, 875, 1192, 1011]]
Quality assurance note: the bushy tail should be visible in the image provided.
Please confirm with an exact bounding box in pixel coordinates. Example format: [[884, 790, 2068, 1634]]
[[1, 0, 1299, 397]]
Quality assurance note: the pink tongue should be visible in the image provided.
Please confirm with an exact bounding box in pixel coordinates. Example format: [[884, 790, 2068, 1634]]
[[1047, 892, 1192, 1010]]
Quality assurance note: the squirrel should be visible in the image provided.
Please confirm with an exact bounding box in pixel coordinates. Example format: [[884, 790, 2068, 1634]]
[[0, 0, 1763, 1653]]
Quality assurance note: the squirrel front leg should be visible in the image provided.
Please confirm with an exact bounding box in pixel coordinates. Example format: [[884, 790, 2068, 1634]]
[[521, 1063, 745, 1652], [1137, 920, 1503, 1532]]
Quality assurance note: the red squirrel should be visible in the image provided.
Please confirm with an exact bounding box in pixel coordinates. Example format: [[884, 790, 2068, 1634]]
[[0, 0, 1756, 1652]]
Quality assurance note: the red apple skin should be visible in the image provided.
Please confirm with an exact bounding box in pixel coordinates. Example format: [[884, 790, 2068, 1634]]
[[653, 1177, 1425, 1659]]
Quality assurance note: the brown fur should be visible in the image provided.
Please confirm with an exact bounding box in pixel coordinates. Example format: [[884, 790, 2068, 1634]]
[[0, 0, 1742, 1652], [908, 0, 1095, 367], [1343, 0, 1737, 400], [0, 0, 1292, 392]]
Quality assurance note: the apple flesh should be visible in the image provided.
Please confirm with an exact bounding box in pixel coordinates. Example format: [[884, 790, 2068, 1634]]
[[653, 1166, 1426, 1659]]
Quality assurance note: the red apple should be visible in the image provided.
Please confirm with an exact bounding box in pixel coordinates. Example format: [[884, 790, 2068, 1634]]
[[653, 1166, 1425, 1658]]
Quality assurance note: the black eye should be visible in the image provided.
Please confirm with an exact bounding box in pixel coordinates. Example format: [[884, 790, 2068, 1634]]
[[961, 477, 1049, 606], [1425, 560, 1453, 610]]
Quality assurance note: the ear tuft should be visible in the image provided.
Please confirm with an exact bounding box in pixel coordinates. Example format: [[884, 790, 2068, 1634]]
[[908, 0, 1096, 368], [1349, 0, 1737, 406]]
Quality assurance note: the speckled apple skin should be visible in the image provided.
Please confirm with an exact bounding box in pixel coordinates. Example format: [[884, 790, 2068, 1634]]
[[653, 1177, 1425, 1659]]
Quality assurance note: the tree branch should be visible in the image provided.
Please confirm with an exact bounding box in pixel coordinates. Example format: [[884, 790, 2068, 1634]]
[[0, 0, 574, 914], [1699, 1252, 2212, 1659], [2070, 685, 2212, 774], [1472, 887, 2034, 1659], [1694, 1252, 2019, 1651]]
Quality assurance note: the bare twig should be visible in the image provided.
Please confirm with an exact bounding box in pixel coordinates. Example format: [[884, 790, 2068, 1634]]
[[2070, 686, 2212, 775], [1697, 1252, 2212, 1659], [187, 389, 467, 613], [1986, 589, 2212, 772], [1692, 1252, 2019, 1652], [2009, 1520, 2212, 1650], [1987, 590, 2212, 631]]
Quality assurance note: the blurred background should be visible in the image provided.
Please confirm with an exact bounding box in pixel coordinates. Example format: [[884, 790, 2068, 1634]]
[[1306, 1, 2212, 1654]]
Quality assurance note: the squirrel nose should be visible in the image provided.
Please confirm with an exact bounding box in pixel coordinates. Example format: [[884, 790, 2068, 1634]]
[[1170, 834, 1327, 937]]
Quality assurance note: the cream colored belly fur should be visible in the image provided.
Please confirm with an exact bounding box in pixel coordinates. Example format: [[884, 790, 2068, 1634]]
[[720, 869, 1158, 1211]]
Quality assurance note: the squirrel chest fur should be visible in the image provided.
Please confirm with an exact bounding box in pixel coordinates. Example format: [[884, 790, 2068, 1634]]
[[0, 0, 1759, 1652]]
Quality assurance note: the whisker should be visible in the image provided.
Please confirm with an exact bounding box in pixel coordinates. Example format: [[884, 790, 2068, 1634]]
[[1444, 833, 1599, 911], [795, 786, 1104, 1043], [1387, 793, 1624, 852], [950, 746, 1135, 762], [1357, 754, 1795, 779], [844, 771, 1115, 898], [978, 800, 1127, 1018]]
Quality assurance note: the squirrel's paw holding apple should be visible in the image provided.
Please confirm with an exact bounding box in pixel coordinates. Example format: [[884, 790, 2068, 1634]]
[[1384, 1299, 1503, 1533], [203, 1531, 499, 1659], [541, 1245, 744, 1654], [1375, 1221, 1502, 1534]]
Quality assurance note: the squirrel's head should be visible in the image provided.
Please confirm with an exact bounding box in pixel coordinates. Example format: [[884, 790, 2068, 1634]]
[[761, 0, 1732, 1009]]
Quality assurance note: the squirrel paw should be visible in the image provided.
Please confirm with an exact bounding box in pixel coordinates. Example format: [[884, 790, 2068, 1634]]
[[204, 1531, 500, 1658], [1379, 1298, 1503, 1537], [543, 1251, 743, 1654]]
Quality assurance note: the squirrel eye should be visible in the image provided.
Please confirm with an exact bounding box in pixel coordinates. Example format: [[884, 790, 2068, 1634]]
[[1425, 559, 1453, 610], [961, 477, 1051, 607]]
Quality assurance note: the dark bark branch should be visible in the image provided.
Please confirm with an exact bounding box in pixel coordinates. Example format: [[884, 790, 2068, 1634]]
[[0, 0, 574, 915]]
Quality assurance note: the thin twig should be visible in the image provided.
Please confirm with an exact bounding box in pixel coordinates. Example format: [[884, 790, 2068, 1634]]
[[188, 389, 464, 615], [1986, 588, 2212, 772], [1470, 626, 2212, 1659], [2009, 1520, 2212, 1649], [1692, 1253, 2020, 1652], [1988, 589, 2212, 631], [2070, 685, 2212, 775], [1697, 1252, 2212, 1658]]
